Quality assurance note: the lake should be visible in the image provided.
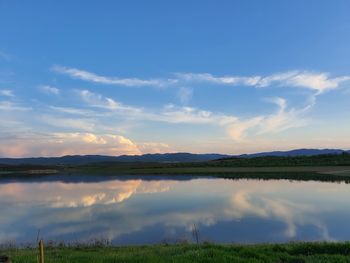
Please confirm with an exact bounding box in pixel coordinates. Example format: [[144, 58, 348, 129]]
[[1, 175, 350, 245]]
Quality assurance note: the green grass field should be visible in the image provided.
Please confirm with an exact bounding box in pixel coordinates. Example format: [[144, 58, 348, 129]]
[[3, 243, 350, 263], [3, 154, 350, 180], [69, 154, 350, 180]]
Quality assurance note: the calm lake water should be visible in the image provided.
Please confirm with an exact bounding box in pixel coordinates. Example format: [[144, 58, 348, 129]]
[[1, 175, 350, 245]]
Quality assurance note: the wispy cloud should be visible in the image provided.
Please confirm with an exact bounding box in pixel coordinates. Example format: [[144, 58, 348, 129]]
[[52, 65, 178, 87], [177, 87, 193, 105], [258, 97, 308, 134], [75, 89, 309, 143], [78, 89, 143, 114], [0, 89, 15, 97], [52, 65, 350, 94], [176, 72, 262, 86], [227, 117, 263, 141], [2, 64, 336, 156], [77, 89, 237, 125], [50, 106, 93, 116], [0, 101, 31, 111], [39, 85, 60, 95], [156, 104, 237, 125], [177, 71, 350, 93], [258, 72, 350, 94], [76, 90, 308, 140], [0, 84, 313, 156], [40, 115, 96, 131], [228, 97, 308, 141]]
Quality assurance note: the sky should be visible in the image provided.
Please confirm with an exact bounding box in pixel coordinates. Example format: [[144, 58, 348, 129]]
[[0, 0, 350, 157]]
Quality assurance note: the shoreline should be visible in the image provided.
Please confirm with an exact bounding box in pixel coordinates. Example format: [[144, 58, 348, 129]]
[[2, 166, 350, 183]]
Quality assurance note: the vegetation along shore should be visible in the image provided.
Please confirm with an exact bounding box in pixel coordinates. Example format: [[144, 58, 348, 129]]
[[2, 242, 350, 263], [2, 153, 350, 182]]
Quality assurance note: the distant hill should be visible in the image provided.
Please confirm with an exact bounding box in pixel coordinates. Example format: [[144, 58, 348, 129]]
[[115, 153, 229, 163], [0, 153, 230, 165], [0, 149, 349, 166], [238, 149, 348, 158]]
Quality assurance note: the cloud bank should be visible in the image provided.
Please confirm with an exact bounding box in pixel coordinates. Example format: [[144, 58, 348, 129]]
[[0, 133, 170, 157]]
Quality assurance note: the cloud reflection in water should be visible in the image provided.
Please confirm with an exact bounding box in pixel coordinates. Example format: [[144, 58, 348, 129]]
[[0, 177, 349, 244]]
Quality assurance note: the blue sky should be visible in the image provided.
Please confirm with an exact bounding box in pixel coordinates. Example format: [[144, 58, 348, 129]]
[[1, 0, 350, 157]]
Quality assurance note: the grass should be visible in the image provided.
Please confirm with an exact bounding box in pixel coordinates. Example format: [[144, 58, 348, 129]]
[[3, 154, 350, 183], [3, 166, 350, 183], [210, 153, 350, 167], [69, 164, 350, 183], [70, 154, 350, 177], [3, 242, 350, 262]]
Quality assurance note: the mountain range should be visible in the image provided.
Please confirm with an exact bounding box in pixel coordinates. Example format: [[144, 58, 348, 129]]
[[0, 149, 348, 165], [237, 148, 348, 158]]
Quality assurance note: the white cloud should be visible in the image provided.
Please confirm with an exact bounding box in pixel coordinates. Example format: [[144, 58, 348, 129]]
[[0, 132, 175, 157], [50, 133, 141, 156], [0, 133, 140, 157], [78, 89, 143, 114], [228, 97, 308, 141], [158, 105, 237, 125], [176, 72, 262, 86], [136, 142, 172, 154], [0, 89, 15, 97], [77, 89, 237, 125], [51, 65, 350, 94], [51, 64, 350, 96], [76, 90, 307, 141], [177, 71, 350, 93], [256, 71, 299, 87], [258, 98, 308, 134], [228, 117, 263, 141], [0, 85, 312, 156], [39, 85, 60, 95], [258, 72, 350, 93], [52, 65, 177, 88]]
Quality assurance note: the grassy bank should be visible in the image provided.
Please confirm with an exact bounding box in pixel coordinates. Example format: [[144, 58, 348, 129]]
[[3, 166, 350, 183], [2, 154, 350, 182], [72, 154, 350, 177], [71, 163, 350, 183], [3, 242, 350, 262]]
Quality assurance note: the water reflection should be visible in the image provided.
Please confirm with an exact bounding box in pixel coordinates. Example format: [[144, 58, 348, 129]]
[[1, 176, 350, 244]]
